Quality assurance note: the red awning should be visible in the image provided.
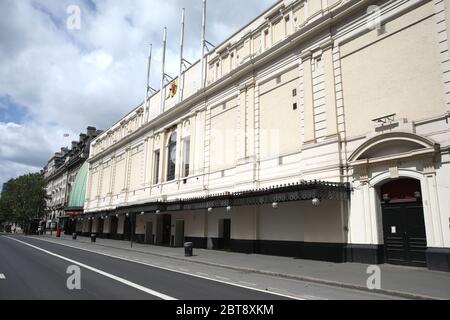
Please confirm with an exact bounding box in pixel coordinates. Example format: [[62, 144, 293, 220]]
[[65, 211, 83, 216]]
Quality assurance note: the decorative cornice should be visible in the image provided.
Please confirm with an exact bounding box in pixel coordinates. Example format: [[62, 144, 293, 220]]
[[300, 50, 313, 60]]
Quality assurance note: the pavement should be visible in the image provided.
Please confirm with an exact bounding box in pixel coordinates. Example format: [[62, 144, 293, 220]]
[[19, 232, 450, 300]]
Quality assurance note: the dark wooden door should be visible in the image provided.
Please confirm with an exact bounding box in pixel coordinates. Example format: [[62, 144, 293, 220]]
[[123, 216, 131, 241], [162, 214, 171, 246], [110, 216, 118, 235], [382, 202, 427, 267], [221, 219, 231, 250], [97, 219, 104, 235]]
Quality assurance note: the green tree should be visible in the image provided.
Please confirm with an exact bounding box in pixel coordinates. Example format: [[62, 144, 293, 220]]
[[0, 173, 47, 233]]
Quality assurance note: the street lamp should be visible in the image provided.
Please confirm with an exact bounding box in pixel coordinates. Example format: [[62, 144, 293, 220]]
[[312, 198, 321, 207]]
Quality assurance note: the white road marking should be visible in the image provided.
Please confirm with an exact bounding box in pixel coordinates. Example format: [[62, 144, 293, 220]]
[[17, 236, 303, 300], [179, 268, 189, 272], [239, 281, 257, 286], [4, 236, 176, 300], [300, 295, 328, 300], [267, 287, 289, 293], [215, 276, 229, 281], [0, 273, 5, 280]]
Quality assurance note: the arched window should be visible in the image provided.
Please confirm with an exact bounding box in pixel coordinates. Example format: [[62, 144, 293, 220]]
[[167, 132, 177, 181]]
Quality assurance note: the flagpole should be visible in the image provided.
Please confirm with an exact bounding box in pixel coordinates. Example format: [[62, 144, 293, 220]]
[[160, 27, 167, 114], [145, 44, 153, 123], [200, 0, 206, 89], [178, 9, 186, 103]]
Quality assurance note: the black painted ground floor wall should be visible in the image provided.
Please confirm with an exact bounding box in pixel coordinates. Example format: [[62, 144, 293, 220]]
[[73, 232, 450, 272], [158, 237, 450, 271]]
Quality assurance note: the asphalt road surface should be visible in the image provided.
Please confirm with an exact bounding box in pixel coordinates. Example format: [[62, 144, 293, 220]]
[[0, 234, 403, 300], [0, 234, 293, 300]]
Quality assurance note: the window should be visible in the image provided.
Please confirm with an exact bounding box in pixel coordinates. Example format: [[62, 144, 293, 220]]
[[182, 137, 191, 178], [293, 103, 298, 110], [166, 132, 177, 181], [292, 89, 297, 97], [153, 150, 160, 184]]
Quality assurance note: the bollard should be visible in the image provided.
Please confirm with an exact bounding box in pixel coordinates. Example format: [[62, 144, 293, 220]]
[[184, 242, 193, 257], [90, 233, 97, 243], [72, 233, 77, 240]]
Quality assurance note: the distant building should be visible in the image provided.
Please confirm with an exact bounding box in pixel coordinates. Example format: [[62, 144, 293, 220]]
[[43, 127, 102, 232], [82, 0, 450, 272]]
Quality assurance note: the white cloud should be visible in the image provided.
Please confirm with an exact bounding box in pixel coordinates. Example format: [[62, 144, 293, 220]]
[[0, 0, 275, 187]]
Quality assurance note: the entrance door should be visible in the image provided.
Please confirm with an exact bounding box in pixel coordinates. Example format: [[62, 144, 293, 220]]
[[162, 214, 171, 246], [381, 179, 427, 267], [145, 222, 153, 244], [110, 216, 118, 239], [97, 219, 104, 236], [174, 220, 185, 247], [123, 216, 131, 241], [156, 214, 172, 246], [219, 219, 231, 250]]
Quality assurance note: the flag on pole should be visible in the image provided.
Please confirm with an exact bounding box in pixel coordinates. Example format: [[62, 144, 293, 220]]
[[166, 79, 178, 100]]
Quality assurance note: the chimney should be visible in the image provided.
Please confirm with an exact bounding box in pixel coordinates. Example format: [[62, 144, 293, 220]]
[[79, 133, 87, 142], [71, 141, 78, 150], [87, 126, 97, 137]]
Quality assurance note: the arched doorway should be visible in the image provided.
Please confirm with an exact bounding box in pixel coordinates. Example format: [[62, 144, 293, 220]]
[[379, 178, 427, 267]]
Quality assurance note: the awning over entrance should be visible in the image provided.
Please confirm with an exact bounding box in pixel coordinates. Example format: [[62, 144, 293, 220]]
[[116, 180, 351, 214], [64, 161, 88, 216]]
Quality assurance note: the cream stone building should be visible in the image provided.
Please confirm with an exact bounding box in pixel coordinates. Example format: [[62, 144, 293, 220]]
[[83, 0, 450, 272]]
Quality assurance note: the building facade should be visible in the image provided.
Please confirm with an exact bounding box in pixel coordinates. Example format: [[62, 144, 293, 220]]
[[43, 127, 101, 231], [83, 0, 450, 271]]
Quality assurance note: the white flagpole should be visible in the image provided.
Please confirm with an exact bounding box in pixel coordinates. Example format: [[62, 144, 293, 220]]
[[144, 44, 152, 123], [178, 9, 186, 103], [200, 0, 206, 89], [160, 27, 167, 114]]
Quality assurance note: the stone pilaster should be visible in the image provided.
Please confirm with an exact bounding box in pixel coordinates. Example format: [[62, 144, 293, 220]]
[[301, 50, 315, 144]]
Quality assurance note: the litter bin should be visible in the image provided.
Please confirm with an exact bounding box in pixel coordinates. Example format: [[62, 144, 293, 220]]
[[72, 233, 77, 240], [90, 233, 97, 243], [184, 242, 193, 257], [56, 228, 61, 238]]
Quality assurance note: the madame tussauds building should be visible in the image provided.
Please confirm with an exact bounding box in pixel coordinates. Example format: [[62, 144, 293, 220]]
[[82, 0, 450, 272]]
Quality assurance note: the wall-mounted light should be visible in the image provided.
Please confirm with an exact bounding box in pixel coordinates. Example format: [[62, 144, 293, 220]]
[[226, 206, 232, 212], [126, 213, 129, 217], [414, 191, 422, 199], [272, 202, 279, 209], [207, 207, 213, 213], [312, 198, 321, 207], [382, 193, 390, 202], [140, 212, 145, 216], [156, 210, 161, 214]]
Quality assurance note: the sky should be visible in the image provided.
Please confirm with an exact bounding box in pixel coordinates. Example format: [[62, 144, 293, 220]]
[[0, 0, 276, 189]]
